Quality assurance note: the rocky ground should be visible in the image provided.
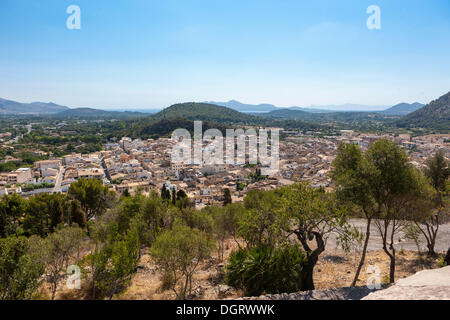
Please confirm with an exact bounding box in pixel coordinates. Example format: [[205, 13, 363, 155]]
[[45, 222, 448, 300], [363, 266, 450, 300], [115, 245, 441, 300]]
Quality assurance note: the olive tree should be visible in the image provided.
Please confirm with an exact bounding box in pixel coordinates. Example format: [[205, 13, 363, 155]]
[[277, 183, 359, 290], [238, 189, 284, 249], [29, 226, 83, 300], [151, 223, 215, 299]]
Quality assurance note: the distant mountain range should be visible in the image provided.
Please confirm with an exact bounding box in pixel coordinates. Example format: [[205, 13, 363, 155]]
[[206, 100, 390, 113], [205, 100, 279, 113], [54, 108, 148, 119], [0, 98, 151, 118], [0, 98, 69, 114], [1, 97, 424, 118], [397, 91, 450, 131], [3, 96, 446, 131]]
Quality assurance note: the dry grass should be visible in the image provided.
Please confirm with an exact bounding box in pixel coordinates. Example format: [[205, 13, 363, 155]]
[[45, 238, 440, 300], [314, 250, 438, 289]]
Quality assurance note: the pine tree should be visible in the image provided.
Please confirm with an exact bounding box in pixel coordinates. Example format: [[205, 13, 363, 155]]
[[223, 188, 232, 206]]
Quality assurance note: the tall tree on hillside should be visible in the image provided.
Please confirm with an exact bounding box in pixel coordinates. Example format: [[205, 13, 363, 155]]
[[277, 183, 358, 290], [416, 150, 450, 256], [331, 143, 377, 286], [223, 188, 232, 206], [171, 188, 177, 205], [70, 200, 87, 229], [23, 194, 68, 237], [367, 139, 419, 283], [161, 185, 171, 201]]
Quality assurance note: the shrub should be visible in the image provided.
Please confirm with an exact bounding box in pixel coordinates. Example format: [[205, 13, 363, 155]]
[[0, 236, 45, 300], [151, 223, 215, 299], [437, 255, 448, 268], [225, 244, 307, 296]]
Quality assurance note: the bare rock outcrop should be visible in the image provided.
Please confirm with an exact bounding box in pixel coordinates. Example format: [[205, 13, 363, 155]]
[[363, 266, 450, 300]]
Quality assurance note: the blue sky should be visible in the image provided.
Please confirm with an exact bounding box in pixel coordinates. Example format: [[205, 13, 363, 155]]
[[0, 0, 449, 110]]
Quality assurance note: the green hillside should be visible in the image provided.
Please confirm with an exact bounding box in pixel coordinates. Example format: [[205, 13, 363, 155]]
[[152, 102, 261, 124], [397, 91, 450, 131]]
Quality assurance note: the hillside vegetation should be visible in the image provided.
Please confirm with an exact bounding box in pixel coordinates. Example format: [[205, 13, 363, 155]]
[[397, 91, 450, 131], [152, 102, 261, 124]]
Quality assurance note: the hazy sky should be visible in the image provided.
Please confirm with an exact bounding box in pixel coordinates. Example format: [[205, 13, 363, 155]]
[[0, 0, 449, 109]]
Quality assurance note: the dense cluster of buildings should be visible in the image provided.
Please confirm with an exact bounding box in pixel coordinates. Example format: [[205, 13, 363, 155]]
[[0, 131, 449, 206]]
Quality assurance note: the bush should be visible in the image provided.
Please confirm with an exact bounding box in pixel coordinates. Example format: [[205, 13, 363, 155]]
[[225, 244, 307, 296], [0, 236, 45, 300], [151, 223, 215, 299]]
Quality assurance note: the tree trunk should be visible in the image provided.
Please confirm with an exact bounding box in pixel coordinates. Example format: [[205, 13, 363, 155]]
[[352, 218, 372, 286], [389, 254, 396, 283], [297, 231, 325, 291], [301, 256, 318, 291], [427, 242, 436, 257], [51, 284, 57, 300]]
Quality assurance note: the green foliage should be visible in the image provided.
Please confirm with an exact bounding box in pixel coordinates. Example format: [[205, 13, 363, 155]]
[[90, 224, 140, 299], [0, 236, 45, 300], [424, 150, 450, 193], [404, 224, 423, 253], [161, 185, 171, 201], [29, 226, 83, 299], [238, 189, 284, 248], [365, 139, 430, 281], [176, 190, 187, 200], [0, 162, 20, 172], [248, 168, 267, 183], [331, 143, 376, 217], [151, 222, 214, 299], [397, 91, 450, 131], [70, 200, 87, 229], [0, 193, 27, 237], [23, 193, 68, 237], [276, 183, 358, 290], [437, 255, 448, 268], [153, 103, 260, 124], [23, 182, 55, 191], [210, 204, 243, 261], [236, 182, 246, 191], [226, 244, 307, 296], [68, 178, 115, 221], [223, 188, 232, 206]]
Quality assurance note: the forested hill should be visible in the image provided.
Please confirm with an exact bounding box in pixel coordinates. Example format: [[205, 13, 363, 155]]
[[397, 91, 450, 131], [151, 102, 261, 124]]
